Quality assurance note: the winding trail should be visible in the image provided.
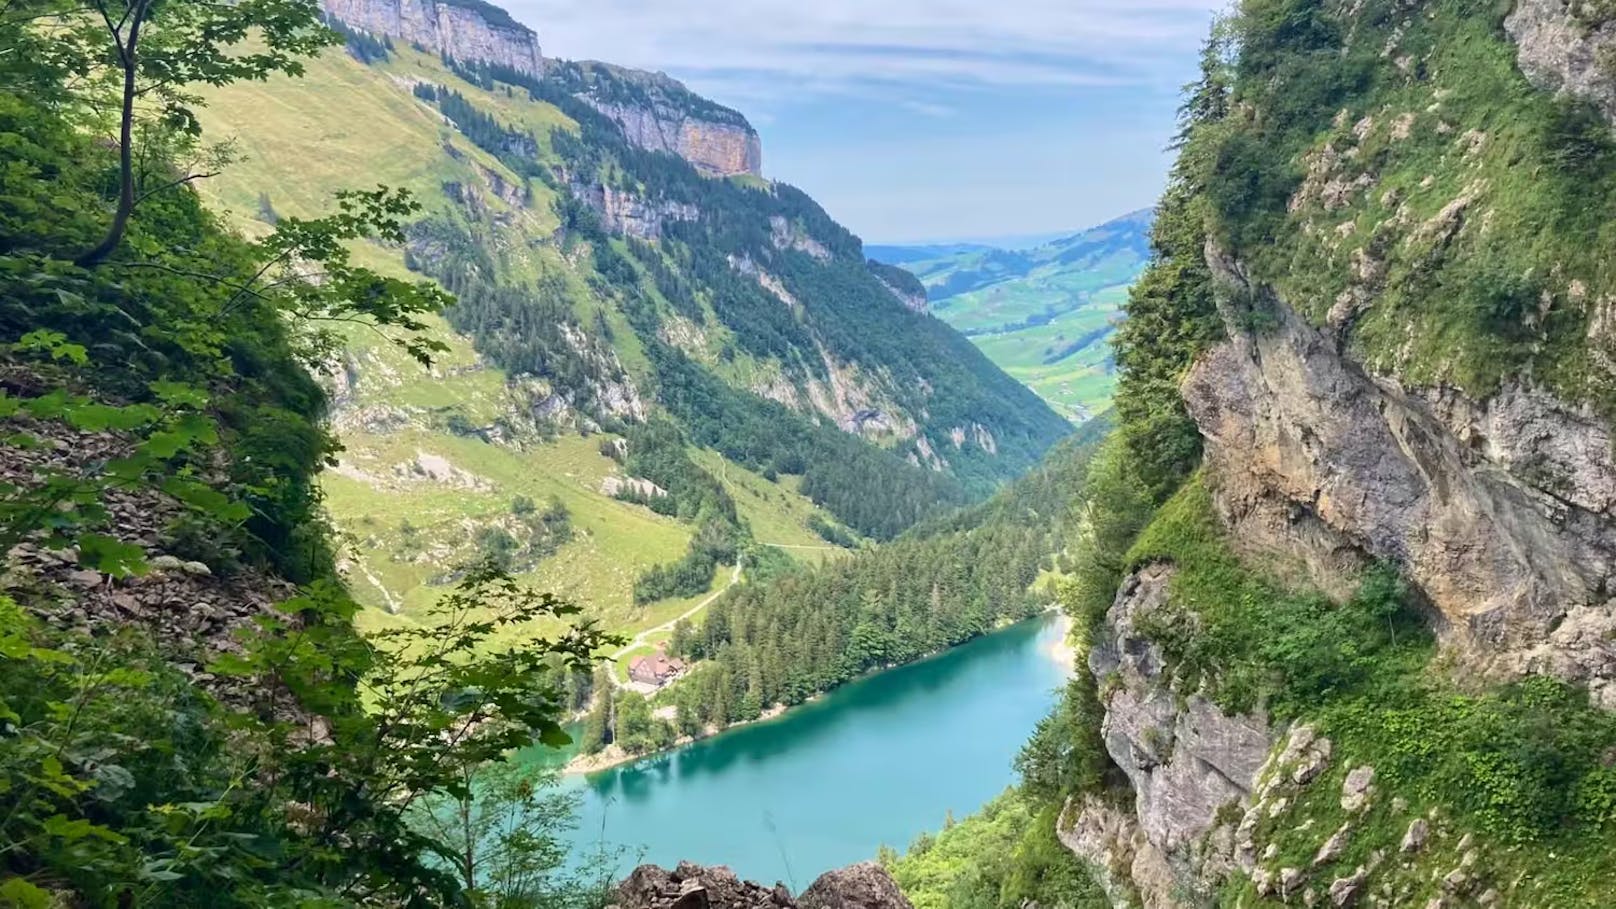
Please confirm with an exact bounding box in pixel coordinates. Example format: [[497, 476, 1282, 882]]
[[606, 562, 743, 690]]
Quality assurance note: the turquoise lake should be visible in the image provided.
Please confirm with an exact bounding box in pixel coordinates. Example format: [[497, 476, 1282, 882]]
[[540, 613, 1071, 888]]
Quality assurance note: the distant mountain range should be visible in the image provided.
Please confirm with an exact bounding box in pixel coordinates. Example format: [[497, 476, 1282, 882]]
[[870, 209, 1153, 421]]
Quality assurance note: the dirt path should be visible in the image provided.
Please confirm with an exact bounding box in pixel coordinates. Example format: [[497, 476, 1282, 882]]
[[606, 562, 743, 690]]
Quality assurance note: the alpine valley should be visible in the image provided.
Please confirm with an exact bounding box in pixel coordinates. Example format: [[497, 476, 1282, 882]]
[[7, 0, 1616, 908], [870, 209, 1153, 423], [192, 0, 1071, 643]]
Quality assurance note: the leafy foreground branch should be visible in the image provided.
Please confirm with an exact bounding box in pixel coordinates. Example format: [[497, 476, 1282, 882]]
[[1, 564, 625, 908]]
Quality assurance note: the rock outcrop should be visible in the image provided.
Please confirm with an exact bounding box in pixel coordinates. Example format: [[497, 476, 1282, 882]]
[[321, 0, 543, 76], [607, 861, 911, 909], [1183, 246, 1616, 704], [559, 61, 762, 178], [1506, 0, 1616, 126], [1064, 564, 1278, 905], [568, 178, 700, 240]]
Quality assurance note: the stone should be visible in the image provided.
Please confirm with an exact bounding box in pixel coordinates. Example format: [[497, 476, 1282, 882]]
[[1478, 888, 1501, 907], [1252, 867, 1275, 897], [1506, 0, 1616, 127], [149, 554, 185, 571], [1341, 766, 1376, 812], [1314, 822, 1352, 866], [1084, 564, 1277, 900], [66, 569, 103, 588], [1184, 249, 1616, 695], [1442, 868, 1470, 893], [798, 862, 912, 909], [1281, 867, 1305, 895], [180, 560, 212, 577], [1329, 867, 1369, 907], [1400, 819, 1429, 854]]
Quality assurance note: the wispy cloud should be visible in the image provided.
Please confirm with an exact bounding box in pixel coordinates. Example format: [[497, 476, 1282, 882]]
[[504, 0, 1224, 105]]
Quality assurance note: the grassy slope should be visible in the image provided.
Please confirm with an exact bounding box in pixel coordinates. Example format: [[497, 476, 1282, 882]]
[[887, 216, 1149, 421], [195, 46, 844, 639]]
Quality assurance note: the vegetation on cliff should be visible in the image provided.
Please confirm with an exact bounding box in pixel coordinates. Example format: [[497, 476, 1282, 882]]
[[892, 1, 1616, 903], [0, 3, 620, 905]]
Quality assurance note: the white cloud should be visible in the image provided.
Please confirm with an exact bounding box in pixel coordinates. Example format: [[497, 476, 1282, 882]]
[[505, 0, 1225, 103]]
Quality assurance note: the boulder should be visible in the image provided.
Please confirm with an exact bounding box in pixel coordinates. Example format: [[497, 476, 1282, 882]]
[[608, 862, 910, 909]]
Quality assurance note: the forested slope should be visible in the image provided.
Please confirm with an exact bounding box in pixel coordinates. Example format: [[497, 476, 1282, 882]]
[[196, 20, 1068, 638], [0, 6, 618, 906], [574, 418, 1110, 756]]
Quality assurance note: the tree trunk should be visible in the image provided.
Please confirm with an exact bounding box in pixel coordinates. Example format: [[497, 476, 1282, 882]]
[[74, 1, 147, 268]]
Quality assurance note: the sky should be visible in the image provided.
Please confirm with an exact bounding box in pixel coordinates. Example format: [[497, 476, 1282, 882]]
[[503, 0, 1225, 244]]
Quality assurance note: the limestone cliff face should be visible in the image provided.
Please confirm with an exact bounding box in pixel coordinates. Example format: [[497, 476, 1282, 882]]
[[567, 177, 699, 240], [584, 96, 763, 178], [556, 61, 763, 178], [321, 0, 543, 76], [1184, 246, 1616, 706], [1507, 0, 1616, 126], [1064, 565, 1277, 908]]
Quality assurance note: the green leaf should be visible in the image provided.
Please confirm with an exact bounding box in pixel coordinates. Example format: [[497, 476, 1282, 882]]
[[40, 814, 125, 845], [63, 401, 159, 432], [161, 478, 250, 522], [77, 534, 148, 577], [537, 723, 573, 748], [149, 381, 209, 409], [0, 878, 54, 909]]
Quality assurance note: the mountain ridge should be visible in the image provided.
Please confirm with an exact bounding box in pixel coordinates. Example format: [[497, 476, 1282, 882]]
[[197, 13, 1067, 638]]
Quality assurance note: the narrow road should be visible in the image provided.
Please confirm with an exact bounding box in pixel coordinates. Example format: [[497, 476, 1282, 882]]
[[606, 561, 743, 690], [756, 541, 843, 551]]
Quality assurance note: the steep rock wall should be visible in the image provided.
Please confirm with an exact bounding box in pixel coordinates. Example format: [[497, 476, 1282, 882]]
[[322, 0, 543, 75], [1183, 246, 1616, 704], [585, 97, 763, 178], [1063, 565, 1277, 907]]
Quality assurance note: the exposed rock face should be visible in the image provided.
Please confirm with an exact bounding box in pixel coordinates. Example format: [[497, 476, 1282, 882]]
[[1506, 0, 1616, 126], [770, 217, 831, 261], [321, 0, 543, 76], [582, 94, 762, 178], [1183, 247, 1616, 703], [874, 274, 926, 313], [607, 861, 911, 909], [601, 475, 668, 500], [569, 178, 699, 239], [1058, 794, 1178, 909], [1072, 564, 1278, 903]]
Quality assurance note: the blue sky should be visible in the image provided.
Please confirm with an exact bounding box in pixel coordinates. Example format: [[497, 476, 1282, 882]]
[[506, 0, 1224, 244]]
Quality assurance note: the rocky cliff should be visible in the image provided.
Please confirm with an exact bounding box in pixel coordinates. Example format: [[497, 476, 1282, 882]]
[[321, 0, 543, 75], [554, 60, 763, 178], [1187, 247, 1616, 705], [1056, 0, 1616, 905]]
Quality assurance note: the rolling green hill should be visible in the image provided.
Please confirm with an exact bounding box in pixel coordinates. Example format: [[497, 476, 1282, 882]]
[[195, 24, 1068, 641], [870, 210, 1152, 421]]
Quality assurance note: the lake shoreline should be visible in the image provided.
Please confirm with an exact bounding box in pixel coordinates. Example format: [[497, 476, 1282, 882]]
[[562, 607, 1069, 776]]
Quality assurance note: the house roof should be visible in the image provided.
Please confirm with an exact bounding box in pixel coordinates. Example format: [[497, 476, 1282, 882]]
[[628, 650, 686, 680]]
